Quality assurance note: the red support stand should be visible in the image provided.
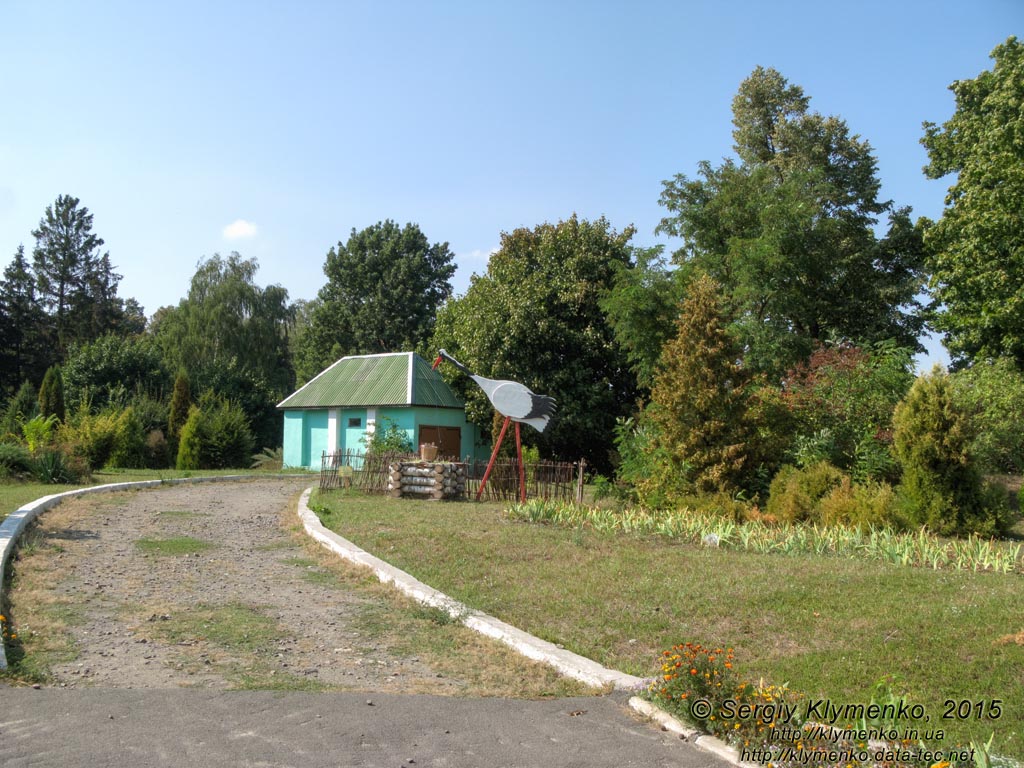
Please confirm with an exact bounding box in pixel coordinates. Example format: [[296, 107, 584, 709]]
[[514, 421, 526, 503], [476, 416, 512, 501], [475, 416, 528, 503]]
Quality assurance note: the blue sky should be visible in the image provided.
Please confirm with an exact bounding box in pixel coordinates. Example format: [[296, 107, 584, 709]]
[[1, 1, 1021, 370]]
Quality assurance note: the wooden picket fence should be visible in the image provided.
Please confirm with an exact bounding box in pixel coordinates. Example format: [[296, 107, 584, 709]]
[[320, 450, 585, 503], [319, 449, 413, 492]]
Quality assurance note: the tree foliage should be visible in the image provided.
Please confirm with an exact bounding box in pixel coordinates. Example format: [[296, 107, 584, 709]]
[[639, 274, 754, 499], [600, 246, 683, 392], [62, 333, 168, 410], [0, 245, 52, 396], [153, 254, 293, 448], [297, 221, 456, 382], [921, 37, 1024, 368], [155, 253, 294, 394], [949, 357, 1024, 474], [779, 342, 913, 479], [657, 67, 928, 375], [431, 215, 636, 471], [31, 195, 129, 353]]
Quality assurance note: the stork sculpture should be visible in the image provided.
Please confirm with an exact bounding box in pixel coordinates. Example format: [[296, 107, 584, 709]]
[[432, 349, 555, 502]]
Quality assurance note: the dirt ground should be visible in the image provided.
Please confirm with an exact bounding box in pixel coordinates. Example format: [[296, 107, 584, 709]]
[[4, 477, 586, 696]]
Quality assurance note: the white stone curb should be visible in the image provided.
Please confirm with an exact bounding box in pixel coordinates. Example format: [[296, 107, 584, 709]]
[[296, 487, 643, 691], [0, 474, 305, 671], [628, 697, 760, 768]]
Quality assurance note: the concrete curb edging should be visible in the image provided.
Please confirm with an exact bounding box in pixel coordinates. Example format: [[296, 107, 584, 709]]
[[0, 474, 305, 671], [296, 488, 642, 691], [628, 697, 758, 768]]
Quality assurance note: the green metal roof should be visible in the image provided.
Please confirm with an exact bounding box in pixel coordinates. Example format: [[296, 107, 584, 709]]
[[277, 352, 464, 410]]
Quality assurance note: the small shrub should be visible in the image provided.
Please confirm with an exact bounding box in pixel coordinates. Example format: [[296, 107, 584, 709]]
[[817, 476, 898, 530], [0, 442, 33, 479], [31, 449, 84, 484], [59, 410, 119, 470], [109, 406, 146, 469], [38, 365, 66, 423], [251, 447, 283, 470], [175, 397, 255, 469], [203, 398, 255, 468], [21, 414, 59, 454], [0, 381, 38, 440], [765, 461, 845, 524], [362, 417, 412, 455], [893, 368, 1010, 536], [167, 370, 191, 442], [144, 429, 171, 469], [176, 406, 204, 470]]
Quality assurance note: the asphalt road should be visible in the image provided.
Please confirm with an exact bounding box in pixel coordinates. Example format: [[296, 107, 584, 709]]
[[0, 688, 728, 768]]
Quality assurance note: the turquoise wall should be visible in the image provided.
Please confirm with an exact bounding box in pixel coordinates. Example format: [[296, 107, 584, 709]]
[[281, 406, 488, 469], [282, 411, 306, 469], [282, 409, 330, 470]]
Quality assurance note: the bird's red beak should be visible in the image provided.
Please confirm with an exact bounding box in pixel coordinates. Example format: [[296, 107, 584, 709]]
[[432, 355, 442, 370]]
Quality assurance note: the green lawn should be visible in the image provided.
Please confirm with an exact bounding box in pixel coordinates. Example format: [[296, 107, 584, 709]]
[[312, 490, 1024, 760]]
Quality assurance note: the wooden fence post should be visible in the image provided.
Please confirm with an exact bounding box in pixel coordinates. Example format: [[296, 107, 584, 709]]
[[575, 459, 586, 504]]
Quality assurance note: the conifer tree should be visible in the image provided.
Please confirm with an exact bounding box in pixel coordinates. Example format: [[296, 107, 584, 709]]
[[167, 370, 192, 441], [37, 365, 66, 423], [892, 368, 1008, 536], [644, 273, 753, 497]]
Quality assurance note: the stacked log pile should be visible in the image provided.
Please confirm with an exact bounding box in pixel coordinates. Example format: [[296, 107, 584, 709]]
[[387, 461, 466, 500]]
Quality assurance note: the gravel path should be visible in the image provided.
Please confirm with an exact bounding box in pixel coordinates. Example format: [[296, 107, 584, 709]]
[[9, 478, 493, 692]]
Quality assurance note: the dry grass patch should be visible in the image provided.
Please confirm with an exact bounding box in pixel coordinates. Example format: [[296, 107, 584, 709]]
[[281, 495, 597, 699], [2, 526, 83, 682]]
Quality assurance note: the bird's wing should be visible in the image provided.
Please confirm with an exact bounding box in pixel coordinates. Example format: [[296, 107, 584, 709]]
[[523, 394, 556, 421], [490, 382, 534, 418]]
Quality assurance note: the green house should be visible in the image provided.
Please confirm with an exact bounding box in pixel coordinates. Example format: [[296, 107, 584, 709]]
[[277, 352, 487, 470]]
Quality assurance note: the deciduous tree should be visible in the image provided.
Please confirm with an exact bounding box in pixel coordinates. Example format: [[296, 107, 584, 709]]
[[432, 215, 636, 471], [921, 37, 1024, 368], [297, 220, 456, 382], [658, 67, 928, 376], [154, 253, 294, 448]]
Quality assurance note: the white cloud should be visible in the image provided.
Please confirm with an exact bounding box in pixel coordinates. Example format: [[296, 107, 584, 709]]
[[222, 219, 259, 240]]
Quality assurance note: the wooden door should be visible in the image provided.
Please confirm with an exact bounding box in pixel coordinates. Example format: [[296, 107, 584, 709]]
[[418, 425, 462, 459]]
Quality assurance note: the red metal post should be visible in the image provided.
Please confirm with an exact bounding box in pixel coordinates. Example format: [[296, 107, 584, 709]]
[[514, 421, 526, 503], [476, 415, 512, 501]]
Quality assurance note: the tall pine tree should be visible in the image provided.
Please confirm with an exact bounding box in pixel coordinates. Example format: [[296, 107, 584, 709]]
[[31, 195, 127, 353], [0, 245, 52, 395]]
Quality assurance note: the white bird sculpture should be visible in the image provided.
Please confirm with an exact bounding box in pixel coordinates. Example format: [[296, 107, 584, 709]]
[[432, 349, 556, 433]]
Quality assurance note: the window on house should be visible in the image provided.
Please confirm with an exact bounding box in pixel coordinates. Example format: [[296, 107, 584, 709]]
[[348, 417, 362, 428]]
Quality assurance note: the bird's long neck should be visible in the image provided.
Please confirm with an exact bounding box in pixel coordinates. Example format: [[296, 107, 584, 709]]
[[439, 350, 475, 379]]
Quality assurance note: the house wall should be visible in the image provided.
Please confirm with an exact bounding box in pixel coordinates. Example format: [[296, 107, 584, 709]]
[[282, 407, 488, 469], [374, 407, 486, 462], [282, 409, 330, 470]]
